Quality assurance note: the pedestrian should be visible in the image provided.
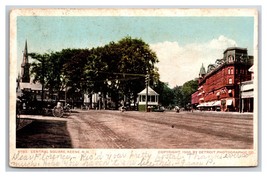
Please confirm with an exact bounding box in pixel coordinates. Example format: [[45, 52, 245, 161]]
[[175, 106, 180, 113]]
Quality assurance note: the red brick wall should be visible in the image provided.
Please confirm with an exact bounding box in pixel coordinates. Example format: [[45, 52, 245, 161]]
[[191, 91, 199, 104], [197, 63, 252, 103]]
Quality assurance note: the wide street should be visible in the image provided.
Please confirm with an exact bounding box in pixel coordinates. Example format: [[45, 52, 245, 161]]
[[16, 110, 254, 149]]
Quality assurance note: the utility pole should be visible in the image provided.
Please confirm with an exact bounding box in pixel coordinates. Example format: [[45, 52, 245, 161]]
[[145, 69, 149, 112], [239, 71, 242, 113], [41, 57, 44, 110], [64, 86, 67, 106], [239, 54, 247, 113]]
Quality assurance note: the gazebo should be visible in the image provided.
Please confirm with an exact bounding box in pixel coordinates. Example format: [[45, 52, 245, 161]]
[[137, 86, 159, 111]]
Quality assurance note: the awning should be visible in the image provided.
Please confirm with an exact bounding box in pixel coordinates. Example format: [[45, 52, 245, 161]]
[[213, 100, 221, 106], [241, 91, 253, 98], [204, 102, 212, 107], [241, 83, 253, 91], [226, 100, 233, 106], [197, 104, 203, 108], [198, 101, 216, 107]]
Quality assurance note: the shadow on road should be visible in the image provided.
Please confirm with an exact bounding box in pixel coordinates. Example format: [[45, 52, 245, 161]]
[[16, 120, 73, 148]]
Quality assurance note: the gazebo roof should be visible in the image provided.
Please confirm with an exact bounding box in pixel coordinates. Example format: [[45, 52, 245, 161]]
[[138, 86, 159, 95]]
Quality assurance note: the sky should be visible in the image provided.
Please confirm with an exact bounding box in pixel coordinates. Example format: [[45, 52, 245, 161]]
[[16, 15, 255, 88]]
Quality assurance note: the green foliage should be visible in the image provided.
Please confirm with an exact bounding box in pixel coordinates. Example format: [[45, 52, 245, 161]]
[[173, 85, 183, 106], [152, 81, 174, 107], [28, 36, 198, 109], [29, 36, 159, 108], [172, 80, 198, 107]]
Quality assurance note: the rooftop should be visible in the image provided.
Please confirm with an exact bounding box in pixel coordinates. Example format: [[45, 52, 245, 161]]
[[138, 86, 159, 95], [223, 47, 247, 54]]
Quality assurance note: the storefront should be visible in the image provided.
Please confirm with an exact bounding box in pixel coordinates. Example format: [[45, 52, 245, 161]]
[[241, 80, 253, 112]]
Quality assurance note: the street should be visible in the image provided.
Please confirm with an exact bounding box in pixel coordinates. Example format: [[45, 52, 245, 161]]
[[16, 110, 254, 149]]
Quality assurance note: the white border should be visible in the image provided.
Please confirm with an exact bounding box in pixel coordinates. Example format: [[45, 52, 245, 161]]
[[2, 1, 266, 177]]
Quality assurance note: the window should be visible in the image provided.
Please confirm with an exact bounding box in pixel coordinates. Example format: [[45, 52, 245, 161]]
[[151, 96, 155, 102], [228, 78, 233, 84], [231, 68, 234, 75], [228, 68, 231, 75], [228, 55, 234, 62], [142, 95, 146, 102]]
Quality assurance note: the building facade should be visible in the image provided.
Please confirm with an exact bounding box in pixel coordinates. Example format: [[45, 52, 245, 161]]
[[192, 47, 253, 112], [240, 65, 254, 112]]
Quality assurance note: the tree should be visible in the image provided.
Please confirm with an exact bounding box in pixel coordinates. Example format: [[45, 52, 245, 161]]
[[114, 37, 158, 107], [29, 52, 51, 101], [181, 80, 198, 107], [29, 36, 160, 109], [173, 85, 183, 106], [153, 81, 174, 107], [83, 36, 159, 109], [61, 48, 91, 104]]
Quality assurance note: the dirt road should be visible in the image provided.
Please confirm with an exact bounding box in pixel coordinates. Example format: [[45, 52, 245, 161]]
[[16, 110, 253, 149]]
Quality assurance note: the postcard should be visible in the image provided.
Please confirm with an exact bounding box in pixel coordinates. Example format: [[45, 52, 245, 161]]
[[9, 8, 258, 167]]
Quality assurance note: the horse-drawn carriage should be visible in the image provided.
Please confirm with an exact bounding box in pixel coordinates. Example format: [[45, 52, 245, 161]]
[[16, 98, 71, 130]]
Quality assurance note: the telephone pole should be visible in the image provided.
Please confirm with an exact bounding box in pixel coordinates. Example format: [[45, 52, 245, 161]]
[[145, 69, 149, 112]]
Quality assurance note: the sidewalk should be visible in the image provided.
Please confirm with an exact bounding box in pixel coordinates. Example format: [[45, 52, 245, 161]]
[[190, 110, 254, 119], [19, 114, 69, 121]]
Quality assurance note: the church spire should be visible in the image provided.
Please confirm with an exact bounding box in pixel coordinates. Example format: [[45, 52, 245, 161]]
[[199, 63, 206, 78], [24, 40, 28, 58], [21, 40, 30, 83]]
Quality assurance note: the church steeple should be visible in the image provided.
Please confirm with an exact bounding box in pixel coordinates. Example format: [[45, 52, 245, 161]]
[[21, 40, 30, 83], [199, 63, 206, 78]]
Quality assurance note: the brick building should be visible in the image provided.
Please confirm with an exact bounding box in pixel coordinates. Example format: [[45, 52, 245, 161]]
[[191, 47, 253, 112]]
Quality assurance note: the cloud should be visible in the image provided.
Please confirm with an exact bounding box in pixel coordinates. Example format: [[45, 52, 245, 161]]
[[150, 35, 238, 88]]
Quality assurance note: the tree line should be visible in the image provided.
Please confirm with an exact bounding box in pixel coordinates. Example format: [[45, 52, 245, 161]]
[[28, 36, 197, 109], [153, 79, 198, 109]]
